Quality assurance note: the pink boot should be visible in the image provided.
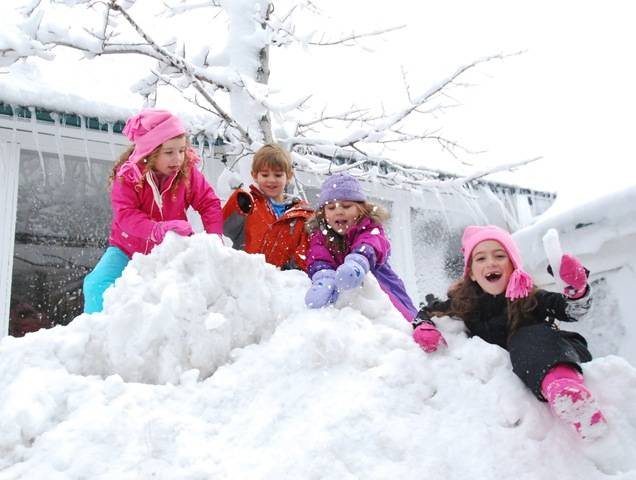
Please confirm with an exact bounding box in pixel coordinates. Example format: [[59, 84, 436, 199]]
[[541, 364, 608, 439]]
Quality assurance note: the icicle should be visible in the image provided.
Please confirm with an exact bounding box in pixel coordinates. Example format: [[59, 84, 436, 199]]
[[457, 183, 489, 224], [206, 135, 215, 166], [196, 133, 206, 169], [430, 184, 453, 234], [107, 122, 116, 161], [81, 116, 93, 178], [28, 107, 48, 187], [10, 105, 18, 146], [49, 112, 66, 182], [483, 186, 519, 231]]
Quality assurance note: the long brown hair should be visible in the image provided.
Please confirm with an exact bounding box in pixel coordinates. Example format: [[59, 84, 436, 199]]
[[306, 201, 390, 256], [430, 277, 539, 339], [108, 134, 193, 194]]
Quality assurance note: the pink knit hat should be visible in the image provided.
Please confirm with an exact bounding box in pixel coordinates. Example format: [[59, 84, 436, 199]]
[[461, 224, 533, 300], [119, 109, 186, 181]]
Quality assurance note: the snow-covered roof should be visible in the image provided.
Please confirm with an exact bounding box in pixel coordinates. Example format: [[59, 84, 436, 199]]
[[0, 98, 555, 203]]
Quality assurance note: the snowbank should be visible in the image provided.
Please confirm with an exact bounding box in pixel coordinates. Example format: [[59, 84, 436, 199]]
[[1, 235, 635, 479]]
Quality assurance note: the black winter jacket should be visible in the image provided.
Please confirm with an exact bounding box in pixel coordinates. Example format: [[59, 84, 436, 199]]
[[415, 288, 594, 398], [414, 288, 592, 350]]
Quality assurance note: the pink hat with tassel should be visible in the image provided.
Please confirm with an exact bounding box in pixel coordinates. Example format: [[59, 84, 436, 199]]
[[118, 109, 186, 182], [461, 225, 533, 300]]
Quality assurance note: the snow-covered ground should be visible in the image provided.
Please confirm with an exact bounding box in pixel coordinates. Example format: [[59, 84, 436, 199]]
[[1, 233, 635, 479]]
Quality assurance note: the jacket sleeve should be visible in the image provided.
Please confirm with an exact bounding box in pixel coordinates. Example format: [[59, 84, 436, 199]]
[[222, 189, 249, 248], [350, 222, 391, 265], [111, 175, 156, 241], [292, 220, 310, 272], [536, 288, 593, 323], [306, 232, 338, 278], [222, 188, 253, 220], [189, 167, 223, 235], [413, 297, 452, 328]]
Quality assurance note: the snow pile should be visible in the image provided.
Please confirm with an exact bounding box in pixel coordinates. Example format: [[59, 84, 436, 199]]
[[1, 236, 636, 479]]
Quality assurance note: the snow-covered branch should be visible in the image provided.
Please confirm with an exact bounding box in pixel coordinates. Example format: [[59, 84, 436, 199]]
[[439, 156, 543, 188], [108, 2, 253, 144], [332, 52, 522, 148], [1, 0, 535, 191]]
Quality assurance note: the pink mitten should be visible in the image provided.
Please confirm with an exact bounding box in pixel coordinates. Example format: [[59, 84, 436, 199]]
[[412, 323, 447, 353], [151, 220, 194, 243], [559, 254, 588, 298]]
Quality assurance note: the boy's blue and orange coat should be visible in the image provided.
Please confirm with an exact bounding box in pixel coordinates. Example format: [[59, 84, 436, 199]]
[[222, 185, 313, 271]]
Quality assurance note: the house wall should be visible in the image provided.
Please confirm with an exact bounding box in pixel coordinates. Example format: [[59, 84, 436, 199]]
[[1, 109, 554, 337]]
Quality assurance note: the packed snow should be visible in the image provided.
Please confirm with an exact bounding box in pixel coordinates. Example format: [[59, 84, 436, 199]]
[[1, 234, 635, 479]]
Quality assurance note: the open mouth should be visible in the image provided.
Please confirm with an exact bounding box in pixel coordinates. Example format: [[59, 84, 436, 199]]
[[330, 220, 351, 233], [485, 272, 502, 282]]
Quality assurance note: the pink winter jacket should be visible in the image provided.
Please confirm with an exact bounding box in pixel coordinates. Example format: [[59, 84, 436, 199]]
[[109, 164, 223, 258]]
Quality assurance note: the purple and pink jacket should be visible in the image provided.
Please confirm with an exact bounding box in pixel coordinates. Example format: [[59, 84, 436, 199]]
[[306, 217, 418, 321], [109, 164, 223, 258]]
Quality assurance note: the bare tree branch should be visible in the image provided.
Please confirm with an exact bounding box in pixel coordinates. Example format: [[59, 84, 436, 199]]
[[308, 25, 405, 46]]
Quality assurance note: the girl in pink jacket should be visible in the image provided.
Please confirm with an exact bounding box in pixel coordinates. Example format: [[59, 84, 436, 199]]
[[83, 109, 222, 313]]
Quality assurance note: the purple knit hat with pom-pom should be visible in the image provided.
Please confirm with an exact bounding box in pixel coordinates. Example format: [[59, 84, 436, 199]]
[[318, 173, 366, 206]]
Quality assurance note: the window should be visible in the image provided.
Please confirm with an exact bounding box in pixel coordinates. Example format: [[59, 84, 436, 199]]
[[10, 149, 112, 335]]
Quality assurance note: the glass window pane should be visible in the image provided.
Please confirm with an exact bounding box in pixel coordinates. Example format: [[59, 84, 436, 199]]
[[410, 208, 465, 300], [10, 149, 112, 336]]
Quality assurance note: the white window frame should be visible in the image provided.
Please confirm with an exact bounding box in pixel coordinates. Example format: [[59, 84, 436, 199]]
[[0, 110, 128, 337], [0, 140, 20, 336]]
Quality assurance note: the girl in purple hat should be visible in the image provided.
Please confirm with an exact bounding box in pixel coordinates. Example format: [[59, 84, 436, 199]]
[[304, 173, 446, 350], [415, 224, 607, 439], [82, 109, 223, 314]]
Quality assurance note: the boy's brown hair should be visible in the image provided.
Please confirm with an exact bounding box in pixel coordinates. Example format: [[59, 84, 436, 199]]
[[251, 144, 293, 176]]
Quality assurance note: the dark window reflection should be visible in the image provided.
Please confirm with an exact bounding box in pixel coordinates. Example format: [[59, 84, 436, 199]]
[[10, 149, 112, 336]]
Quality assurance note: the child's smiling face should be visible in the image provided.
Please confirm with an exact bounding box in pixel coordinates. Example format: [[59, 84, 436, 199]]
[[252, 168, 289, 203], [154, 136, 186, 176], [324, 201, 361, 234], [469, 240, 514, 296]]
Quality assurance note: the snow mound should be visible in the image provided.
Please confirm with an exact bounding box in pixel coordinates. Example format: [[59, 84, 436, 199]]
[[1, 236, 636, 479]]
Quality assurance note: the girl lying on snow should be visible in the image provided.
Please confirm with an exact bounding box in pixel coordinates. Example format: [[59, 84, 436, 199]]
[[413, 224, 607, 439]]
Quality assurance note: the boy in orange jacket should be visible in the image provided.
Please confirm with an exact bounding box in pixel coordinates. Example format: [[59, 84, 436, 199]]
[[222, 144, 313, 271]]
